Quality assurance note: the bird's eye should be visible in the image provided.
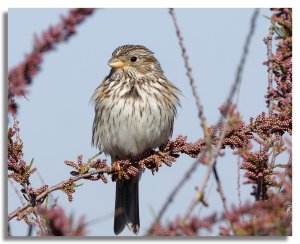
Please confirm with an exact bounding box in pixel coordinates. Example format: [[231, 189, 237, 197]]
[[130, 56, 138, 62]]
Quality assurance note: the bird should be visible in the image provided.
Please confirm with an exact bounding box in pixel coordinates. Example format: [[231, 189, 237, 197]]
[[91, 45, 181, 235]]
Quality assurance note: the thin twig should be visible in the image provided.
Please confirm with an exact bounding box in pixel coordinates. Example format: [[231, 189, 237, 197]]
[[183, 8, 260, 225], [196, 178, 214, 217], [85, 211, 115, 226], [212, 163, 234, 231], [265, 22, 274, 114], [22, 182, 47, 234], [8, 178, 24, 204], [153, 9, 259, 229], [8, 167, 109, 221], [213, 164, 229, 213], [183, 119, 231, 221], [148, 8, 214, 227], [36, 170, 54, 201], [270, 138, 281, 167], [278, 153, 291, 192], [237, 155, 242, 209], [169, 8, 210, 143], [235, 80, 242, 108], [152, 159, 199, 225], [221, 9, 260, 119]]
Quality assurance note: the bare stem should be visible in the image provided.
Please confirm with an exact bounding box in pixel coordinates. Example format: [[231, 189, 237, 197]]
[[148, 8, 215, 227], [152, 160, 199, 226], [183, 8, 260, 229], [163, 9, 259, 232], [8, 179, 24, 205], [183, 118, 231, 221], [169, 8, 210, 143], [212, 163, 234, 231], [36, 170, 54, 201], [265, 22, 274, 114], [237, 156, 242, 209]]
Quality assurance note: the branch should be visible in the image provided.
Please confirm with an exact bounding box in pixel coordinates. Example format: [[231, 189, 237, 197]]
[[166, 8, 218, 225], [148, 9, 214, 226], [8, 8, 96, 114], [8, 178, 24, 205], [152, 160, 199, 225], [212, 163, 233, 230], [169, 8, 209, 140], [264, 23, 274, 114], [8, 134, 208, 222], [236, 156, 242, 210], [183, 8, 260, 226], [183, 118, 231, 221], [150, 9, 260, 231], [8, 167, 109, 221]]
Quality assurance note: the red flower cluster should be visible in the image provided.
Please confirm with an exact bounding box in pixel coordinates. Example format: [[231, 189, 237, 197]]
[[7, 118, 37, 186], [38, 206, 86, 236], [265, 8, 292, 116], [149, 164, 291, 236], [249, 112, 292, 141], [239, 8, 292, 202], [109, 135, 207, 182], [221, 164, 291, 235], [65, 154, 108, 183], [8, 8, 95, 113], [240, 149, 285, 200], [218, 104, 254, 149], [64, 154, 108, 201], [163, 135, 207, 158]]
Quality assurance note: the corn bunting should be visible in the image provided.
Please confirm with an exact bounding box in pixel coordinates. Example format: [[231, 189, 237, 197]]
[[92, 45, 180, 235]]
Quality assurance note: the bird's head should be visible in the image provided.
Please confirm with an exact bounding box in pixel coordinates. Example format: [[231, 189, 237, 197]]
[[107, 45, 164, 77]]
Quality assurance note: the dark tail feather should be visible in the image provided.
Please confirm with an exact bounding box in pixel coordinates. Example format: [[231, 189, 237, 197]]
[[124, 180, 140, 235], [114, 179, 140, 235], [114, 181, 126, 235]]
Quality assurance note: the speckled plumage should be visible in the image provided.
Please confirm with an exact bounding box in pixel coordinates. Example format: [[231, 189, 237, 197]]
[[92, 45, 180, 235]]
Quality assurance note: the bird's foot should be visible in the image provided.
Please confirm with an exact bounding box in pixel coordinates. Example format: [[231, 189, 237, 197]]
[[157, 151, 167, 158], [112, 161, 122, 180]]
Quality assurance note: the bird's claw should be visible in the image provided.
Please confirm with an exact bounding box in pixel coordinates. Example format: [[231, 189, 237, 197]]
[[112, 161, 122, 180], [157, 151, 167, 157]]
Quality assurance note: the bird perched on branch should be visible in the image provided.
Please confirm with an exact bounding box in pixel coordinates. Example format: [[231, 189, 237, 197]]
[[92, 45, 180, 235]]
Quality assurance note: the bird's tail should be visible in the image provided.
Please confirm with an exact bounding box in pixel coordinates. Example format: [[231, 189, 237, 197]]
[[114, 178, 140, 235]]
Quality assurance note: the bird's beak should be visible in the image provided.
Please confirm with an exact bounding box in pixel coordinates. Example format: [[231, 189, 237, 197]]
[[108, 58, 125, 69]]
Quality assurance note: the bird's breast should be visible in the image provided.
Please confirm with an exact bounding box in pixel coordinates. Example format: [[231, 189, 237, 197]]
[[93, 82, 176, 159]]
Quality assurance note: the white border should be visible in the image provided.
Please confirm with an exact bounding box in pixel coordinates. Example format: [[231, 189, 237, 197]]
[[0, 0, 297, 8], [1, 1, 298, 244]]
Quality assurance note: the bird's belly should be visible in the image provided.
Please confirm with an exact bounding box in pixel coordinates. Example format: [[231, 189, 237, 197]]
[[100, 97, 173, 159]]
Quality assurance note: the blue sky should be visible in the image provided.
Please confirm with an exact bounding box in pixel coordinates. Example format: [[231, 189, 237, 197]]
[[8, 8, 272, 236]]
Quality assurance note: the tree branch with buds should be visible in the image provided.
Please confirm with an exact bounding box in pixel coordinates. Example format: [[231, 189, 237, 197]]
[[8, 8, 96, 114]]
